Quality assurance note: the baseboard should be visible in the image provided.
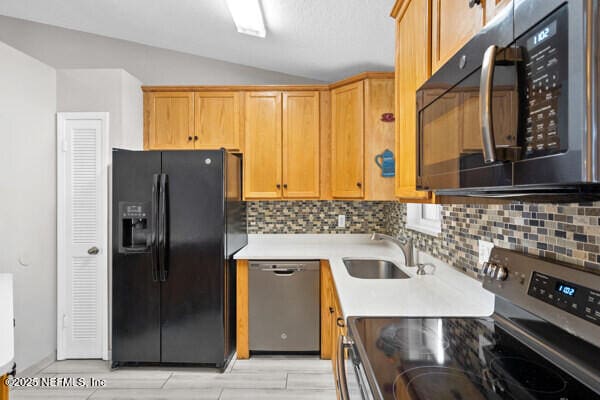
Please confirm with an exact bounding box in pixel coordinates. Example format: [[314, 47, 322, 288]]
[[18, 352, 55, 376]]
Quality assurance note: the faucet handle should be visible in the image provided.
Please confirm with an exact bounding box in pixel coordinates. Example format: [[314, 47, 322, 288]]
[[416, 263, 436, 275]]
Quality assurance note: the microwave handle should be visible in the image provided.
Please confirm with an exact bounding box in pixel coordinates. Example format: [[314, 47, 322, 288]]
[[480, 45, 498, 163]]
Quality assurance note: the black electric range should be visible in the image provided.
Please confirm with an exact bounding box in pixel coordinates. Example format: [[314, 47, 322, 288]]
[[340, 248, 600, 400]]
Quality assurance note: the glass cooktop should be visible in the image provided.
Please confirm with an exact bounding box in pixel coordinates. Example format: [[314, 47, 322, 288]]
[[349, 317, 600, 400]]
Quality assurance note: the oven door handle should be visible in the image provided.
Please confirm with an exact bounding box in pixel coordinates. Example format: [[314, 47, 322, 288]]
[[336, 335, 354, 400], [480, 45, 498, 164]]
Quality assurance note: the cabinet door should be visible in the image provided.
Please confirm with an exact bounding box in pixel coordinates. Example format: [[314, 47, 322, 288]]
[[282, 92, 320, 199], [331, 81, 364, 198], [461, 90, 517, 152], [364, 78, 395, 200], [486, 0, 512, 24], [320, 261, 333, 360], [431, 0, 485, 73], [421, 91, 461, 189], [194, 92, 240, 150], [147, 92, 194, 149], [244, 92, 282, 199], [395, 0, 433, 201]]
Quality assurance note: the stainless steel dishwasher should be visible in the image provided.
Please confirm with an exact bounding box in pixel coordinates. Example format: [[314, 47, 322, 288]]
[[249, 260, 320, 352]]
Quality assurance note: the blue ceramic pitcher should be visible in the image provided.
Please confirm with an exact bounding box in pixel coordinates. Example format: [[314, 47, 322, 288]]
[[375, 149, 395, 177]]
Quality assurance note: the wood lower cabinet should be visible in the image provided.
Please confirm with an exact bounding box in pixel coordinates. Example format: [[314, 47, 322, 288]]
[[393, 0, 434, 202], [320, 260, 345, 368], [320, 260, 346, 397], [283, 92, 320, 198], [194, 91, 240, 150], [236, 260, 249, 359], [244, 92, 283, 199], [431, 0, 485, 74], [331, 81, 365, 198], [320, 261, 335, 359], [145, 91, 194, 149], [0, 374, 8, 400]]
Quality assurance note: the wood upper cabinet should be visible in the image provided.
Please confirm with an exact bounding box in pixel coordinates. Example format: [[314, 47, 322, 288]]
[[364, 78, 395, 201], [244, 92, 282, 199], [283, 92, 320, 198], [194, 91, 240, 150], [393, 0, 433, 201], [486, 0, 512, 24], [431, 0, 485, 73], [331, 81, 364, 198], [461, 89, 517, 151], [146, 91, 194, 149], [145, 90, 240, 150]]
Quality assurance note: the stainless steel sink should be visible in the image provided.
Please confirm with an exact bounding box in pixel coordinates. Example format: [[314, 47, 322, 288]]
[[343, 258, 410, 279]]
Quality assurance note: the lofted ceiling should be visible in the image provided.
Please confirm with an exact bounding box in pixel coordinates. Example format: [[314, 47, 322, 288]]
[[0, 0, 397, 82]]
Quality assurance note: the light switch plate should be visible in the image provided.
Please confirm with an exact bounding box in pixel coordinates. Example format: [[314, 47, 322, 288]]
[[478, 240, 494, 265], [337, 214, 346, 229]]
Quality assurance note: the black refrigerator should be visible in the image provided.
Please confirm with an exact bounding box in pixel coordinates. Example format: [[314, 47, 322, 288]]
[[111, 149, 247, 368]]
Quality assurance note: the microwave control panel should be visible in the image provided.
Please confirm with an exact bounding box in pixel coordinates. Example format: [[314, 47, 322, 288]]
[[528, 272, 600, 327], [518, 4, 568, 158]]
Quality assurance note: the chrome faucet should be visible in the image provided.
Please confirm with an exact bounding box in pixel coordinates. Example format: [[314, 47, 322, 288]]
[[371, 233, 416, 267]]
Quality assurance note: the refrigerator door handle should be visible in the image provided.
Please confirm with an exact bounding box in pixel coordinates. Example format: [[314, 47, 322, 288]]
[[158, 173, 168, 282], [150, 174, 160, 282]]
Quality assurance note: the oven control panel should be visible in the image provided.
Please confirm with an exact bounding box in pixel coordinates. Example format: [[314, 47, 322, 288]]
[[483, 247, 600, 346], [518, 4, 568, 158], [528, 272, 600, 326]]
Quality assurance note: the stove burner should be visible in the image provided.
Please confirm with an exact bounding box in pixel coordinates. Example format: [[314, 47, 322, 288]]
[[490, 356, 568, 394], [393, 366, 504, 400], [377, 324, 449, 358]]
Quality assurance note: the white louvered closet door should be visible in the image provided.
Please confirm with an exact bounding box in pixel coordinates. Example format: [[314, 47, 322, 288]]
[[57, 113, 109, 360]]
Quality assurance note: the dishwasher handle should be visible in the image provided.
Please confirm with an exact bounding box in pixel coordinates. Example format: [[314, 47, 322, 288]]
[[263, 268, 303, 275]]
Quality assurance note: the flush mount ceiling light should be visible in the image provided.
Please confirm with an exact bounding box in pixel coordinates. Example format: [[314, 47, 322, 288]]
[[225, 0, 266, 38]]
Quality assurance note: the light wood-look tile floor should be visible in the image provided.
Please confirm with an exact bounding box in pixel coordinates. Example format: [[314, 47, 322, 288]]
[[10, 356, 337, 400]]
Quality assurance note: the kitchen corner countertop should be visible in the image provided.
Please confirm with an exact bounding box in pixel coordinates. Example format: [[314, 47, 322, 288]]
[[235, 234, 495, 319]]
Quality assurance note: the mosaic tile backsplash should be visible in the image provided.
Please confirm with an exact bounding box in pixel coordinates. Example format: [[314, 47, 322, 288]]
[[246, 201, 388, 234], [385, 201, 600, 276], [247, 199, 600, 278]]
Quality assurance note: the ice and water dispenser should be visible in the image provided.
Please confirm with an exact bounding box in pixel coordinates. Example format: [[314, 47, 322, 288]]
[[118, 202, 151, 253]]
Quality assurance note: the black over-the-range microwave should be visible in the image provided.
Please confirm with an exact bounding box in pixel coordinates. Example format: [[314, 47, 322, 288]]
[[416, 0, 600, 200]]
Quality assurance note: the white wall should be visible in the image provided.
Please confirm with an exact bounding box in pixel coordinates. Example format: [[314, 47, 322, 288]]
[[0, 15, 323, 85], [0, 41, 57, 371], [119, 70, 143, 150], [57, 69, 143, 149]]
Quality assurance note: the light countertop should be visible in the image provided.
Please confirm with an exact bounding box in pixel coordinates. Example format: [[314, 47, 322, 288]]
[[0, 274, 14, 376], [235, 234, 495, 319]]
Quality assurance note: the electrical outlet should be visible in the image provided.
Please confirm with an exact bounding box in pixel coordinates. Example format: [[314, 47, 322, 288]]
[[337, 214, 346, 229], [478, 240, 494, 265]]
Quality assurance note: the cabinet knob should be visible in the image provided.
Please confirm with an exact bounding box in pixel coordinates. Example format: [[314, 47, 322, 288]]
[[329, 307, 335, 314], [283, 184, 288, 189], [194, 135, 198, 141], [276, 184, 281, 189], [468, 0, 481, 8], [188, 136, 192, 141], [356, 182, 362, 188]]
